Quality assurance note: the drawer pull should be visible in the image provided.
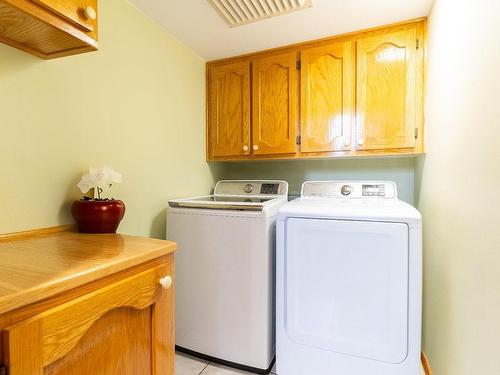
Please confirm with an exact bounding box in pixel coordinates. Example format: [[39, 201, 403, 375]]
[[84, 6, 97, 20], [159, 276, 173, 290]]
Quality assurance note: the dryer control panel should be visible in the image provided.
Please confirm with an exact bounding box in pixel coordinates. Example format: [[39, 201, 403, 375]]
[[301, 181, 397, 199]]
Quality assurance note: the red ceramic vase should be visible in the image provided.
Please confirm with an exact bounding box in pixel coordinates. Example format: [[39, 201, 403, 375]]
[[71, 199, 126, 234]]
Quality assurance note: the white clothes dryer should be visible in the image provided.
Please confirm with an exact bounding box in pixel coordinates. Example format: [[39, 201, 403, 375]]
[[276, 181, 422, 375]]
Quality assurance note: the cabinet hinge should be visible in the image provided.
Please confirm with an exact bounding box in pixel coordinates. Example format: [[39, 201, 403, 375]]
[[415, 128, 419, 139], [416, 39, 420, 50], [296, 135, 302, 145], [296, 60, 301, 70]]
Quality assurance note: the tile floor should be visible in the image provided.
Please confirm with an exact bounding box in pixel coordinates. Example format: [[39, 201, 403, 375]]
[[175, 352, 276, 375], [176, 351, 425, 375]]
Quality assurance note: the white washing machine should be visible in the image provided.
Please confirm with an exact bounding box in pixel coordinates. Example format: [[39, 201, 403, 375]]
[[167, 180, 288, 374], [276, 181, 422, 375]]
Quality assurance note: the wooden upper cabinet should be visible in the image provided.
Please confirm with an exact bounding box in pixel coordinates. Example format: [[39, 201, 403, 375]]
[[0, 0, 98, 59], [252, 52, 298, 155], [300, 41, 355, 153], [205, 20, 425, 161], [208, 61, 251, 158], [356, 27, 422, 151]]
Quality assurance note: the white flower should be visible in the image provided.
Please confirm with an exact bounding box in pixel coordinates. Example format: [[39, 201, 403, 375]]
[[77, 166, 122, 196], [77, 174, 93, 194]]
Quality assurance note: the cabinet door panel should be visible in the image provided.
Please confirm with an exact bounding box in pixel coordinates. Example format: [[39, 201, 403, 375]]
[[45, 307, 152, 375], [209, 61, 251, 158], [301, 41, 354, 153], [252, 52, 298, 155], [3, 263, 174, 375], [356, 28, 419, 150]]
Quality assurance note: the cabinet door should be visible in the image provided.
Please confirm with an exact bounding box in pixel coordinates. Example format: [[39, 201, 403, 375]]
[[252, 52, 298, 155], [356, 28, 420, 150], [3, 263, 174, 375], [208, 61, 251, 158], [300, 41, 355, 153]]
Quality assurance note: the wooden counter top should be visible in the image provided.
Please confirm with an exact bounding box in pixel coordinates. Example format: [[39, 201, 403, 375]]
[[0, 230, 176, 315]]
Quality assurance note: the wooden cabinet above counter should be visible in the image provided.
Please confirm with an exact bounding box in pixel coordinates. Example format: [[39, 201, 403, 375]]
[[206, 19, 426, 161], [0, 0, 98, 59]]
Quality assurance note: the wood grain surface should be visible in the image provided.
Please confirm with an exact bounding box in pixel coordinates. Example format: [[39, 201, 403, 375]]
[[301, 40, 355, 153], [31, 0, 97, 33], [0, 231, 175, 315], [206, 20, 426, 161], [356, 27, 419, 150], [44, 307, 153, 375], [0, 0, 97, 58], [209, 61, 251, 157], [252, 51, 298, 155]]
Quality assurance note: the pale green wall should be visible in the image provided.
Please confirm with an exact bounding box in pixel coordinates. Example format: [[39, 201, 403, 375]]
[[220, 157, 416, 203], [416, 0, 500, 374], [0, 0, 220, 238]]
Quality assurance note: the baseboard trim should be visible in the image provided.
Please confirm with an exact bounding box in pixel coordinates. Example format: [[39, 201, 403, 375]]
[[422, 351, 434, 375]]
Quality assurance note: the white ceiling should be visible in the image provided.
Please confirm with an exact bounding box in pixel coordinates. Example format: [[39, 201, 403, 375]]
[[129, 0, 434, 61]]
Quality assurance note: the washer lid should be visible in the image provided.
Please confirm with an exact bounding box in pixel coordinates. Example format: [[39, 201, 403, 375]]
[[168, 195, 275, 211], [168, 180, 289, 212]]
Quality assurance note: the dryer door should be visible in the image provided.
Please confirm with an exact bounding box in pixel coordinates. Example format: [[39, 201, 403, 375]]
[[285, 218, 409, 364]]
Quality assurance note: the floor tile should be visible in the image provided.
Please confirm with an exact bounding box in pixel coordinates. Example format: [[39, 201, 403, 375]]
[[201, 363, 255, 375], [175, 352, 209, 375]]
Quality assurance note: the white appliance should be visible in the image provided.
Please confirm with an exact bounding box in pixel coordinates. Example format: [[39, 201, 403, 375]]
[[167, 180, 289, 373], [276, 181, 422, 375]]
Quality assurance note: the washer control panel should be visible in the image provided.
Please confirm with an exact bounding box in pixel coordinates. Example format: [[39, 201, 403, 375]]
[[302, 181, 397, 199], [215, 180, 288, 197]]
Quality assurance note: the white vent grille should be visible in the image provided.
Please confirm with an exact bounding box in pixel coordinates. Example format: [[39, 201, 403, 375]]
[[208, 0, 313, 27]]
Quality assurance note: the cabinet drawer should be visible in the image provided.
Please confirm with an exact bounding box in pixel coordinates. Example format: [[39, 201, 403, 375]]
[[31, 0, 97, 33]]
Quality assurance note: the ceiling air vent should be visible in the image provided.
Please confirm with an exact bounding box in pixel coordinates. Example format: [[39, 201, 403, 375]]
[[208, 0, 313, 27]]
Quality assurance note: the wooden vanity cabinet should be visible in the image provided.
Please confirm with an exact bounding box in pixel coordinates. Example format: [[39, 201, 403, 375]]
[[0, 0, 98, 59], [0, 230, 175, 375]]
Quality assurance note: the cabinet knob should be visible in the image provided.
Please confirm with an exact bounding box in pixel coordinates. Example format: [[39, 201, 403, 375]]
[[159, 276, 172, 290], [84, 6, 97, 20], [242, 145, 249, 152], [252, 145, 259, 151]]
